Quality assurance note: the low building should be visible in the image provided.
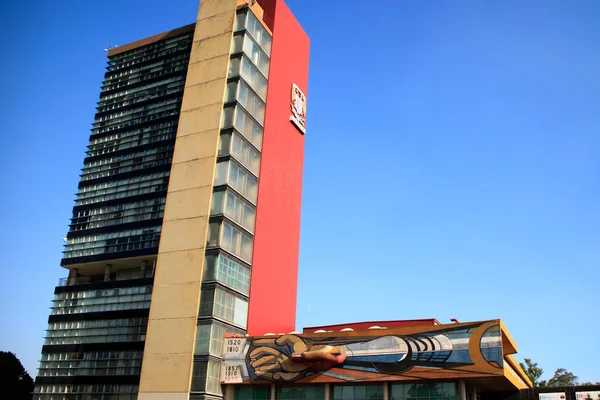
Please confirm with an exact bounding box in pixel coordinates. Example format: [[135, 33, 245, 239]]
[[220, 319, 532, 400]]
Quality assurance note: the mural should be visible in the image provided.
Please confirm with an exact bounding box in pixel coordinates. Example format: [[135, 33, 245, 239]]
[[221, 320, 506, 384]]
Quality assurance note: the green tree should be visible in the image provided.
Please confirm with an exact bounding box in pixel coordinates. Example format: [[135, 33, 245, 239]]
[[0, 351, 34, 399], [545, 368, 579, 387], [520, 358, 544, 387]]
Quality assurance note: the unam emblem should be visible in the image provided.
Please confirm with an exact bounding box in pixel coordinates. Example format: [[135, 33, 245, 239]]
[[290, 83, 306, 134]]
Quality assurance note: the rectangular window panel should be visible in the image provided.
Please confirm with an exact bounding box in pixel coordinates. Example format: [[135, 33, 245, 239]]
[[390, 383, 457, 400], [190, 360, 222, 395], [222, 104, 264, 149], [332, 385, 384, 400], [235, 385, 271, 400], [225, 80, 265, 124], [214, 161, 258, 203], [229, 56, 267, 100], [204, 253, 251, 295]]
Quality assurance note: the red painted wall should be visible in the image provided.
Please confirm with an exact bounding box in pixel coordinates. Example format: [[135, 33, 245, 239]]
[[246, 0, 310, 336]]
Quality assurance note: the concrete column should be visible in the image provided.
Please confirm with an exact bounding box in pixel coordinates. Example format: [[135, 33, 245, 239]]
[[458, 381, 467, 400], [141, 260, 148, 277], [224, 384, 234, 400], [383, 382, 389, 400], [270, 384, 276, 400], [104, 264, 112, 282], [470, 385, 477, 400], [324, 384, 330, 400], [68, 268, 78, 285]]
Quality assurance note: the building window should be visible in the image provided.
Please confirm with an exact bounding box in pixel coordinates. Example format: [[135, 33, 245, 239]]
[[207, 221, 253, 262], [194, 322, 245, 356], [218, 131, 261, 176], [228, 55, 268, 100], [235, 385, 271, 400], [390, 383, 457, 400], [211, 189, 257, 233], [332, 384, 384, 400], [226, 79, 266, 124], [191, 360, 222, 394], [234, 9, 272, 56], [204, 253, 251, 295], [278, 386, 326, 400], [214, 160, 258, 204], [221, 104, 264, 150], [44, 317, 148, 345], [199, 288, 249, 328]]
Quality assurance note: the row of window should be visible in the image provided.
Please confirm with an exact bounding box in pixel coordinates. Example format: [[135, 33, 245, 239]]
[[93, 102, 181, 131], [102, 57, 189, 92], [76, 183, 168, 207], [39, 350, 143, 377], [50, 299, 150, 316], [47, 318, 147, 332], [54, 285, 151, 301], [98, 75, 185, 105], [71, 199, 165, 230], [34, 384, 138, 395], [233, 383, 458, 400], [101, 52, 189, 93], [77, 172, 169, 200], [45, 319, 147, 344], [91, 105, 180, 135], [64, 227, 161, 257], [38, 366, 141, 377], [108, 33, 192, 67], [87, 122, 177, 156], [95, 97, 180, 124], [82, 145, 173, 178]]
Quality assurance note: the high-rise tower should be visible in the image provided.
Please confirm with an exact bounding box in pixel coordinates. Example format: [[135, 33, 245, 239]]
[[34, 1, 309, 399]]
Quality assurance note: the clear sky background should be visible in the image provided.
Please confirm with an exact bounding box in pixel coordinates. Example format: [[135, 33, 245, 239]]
[[1, 0, 598, 384]]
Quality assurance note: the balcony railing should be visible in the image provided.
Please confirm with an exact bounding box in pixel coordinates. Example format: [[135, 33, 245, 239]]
[[58, 268, 154, 287]]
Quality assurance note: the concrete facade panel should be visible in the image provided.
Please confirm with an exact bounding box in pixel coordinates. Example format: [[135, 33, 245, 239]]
[[163, 186, 213, 222], [143, 318, 197, 355], [167, 157, 215, 193], [193, 11, 236, 42], [170, 130, 220, 164], [153, 249, 206, 285], [138, 354, 193, 392], [176, 103, 224, 138], [148, 282, 201, 320], [185, 55, 230, 87], [158, 217, 208, 253], [196, 0, 237, 21], [190, 32, 234, 63], [180, 79, 228, 113]]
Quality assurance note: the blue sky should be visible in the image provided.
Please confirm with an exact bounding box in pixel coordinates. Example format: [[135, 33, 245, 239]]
[[1, 0, 598, 384]]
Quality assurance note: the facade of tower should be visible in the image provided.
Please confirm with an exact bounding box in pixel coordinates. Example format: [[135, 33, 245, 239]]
[[33, 1, 310, 399]]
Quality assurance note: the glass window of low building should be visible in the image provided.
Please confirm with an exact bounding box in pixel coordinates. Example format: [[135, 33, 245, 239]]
[[332, 384, 384, 400]]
